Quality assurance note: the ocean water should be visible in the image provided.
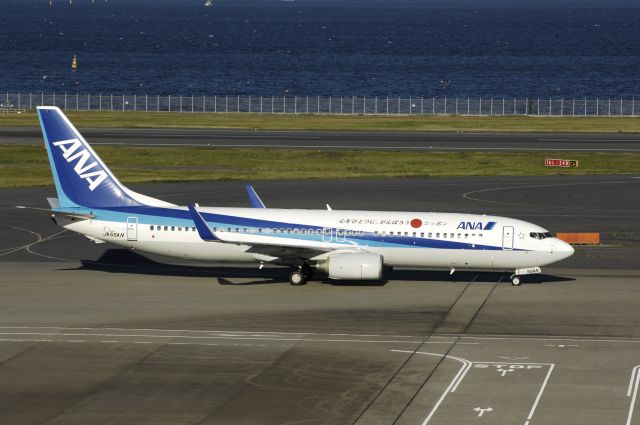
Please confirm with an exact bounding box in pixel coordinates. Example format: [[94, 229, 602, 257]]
[[1, 0, 639, 97]]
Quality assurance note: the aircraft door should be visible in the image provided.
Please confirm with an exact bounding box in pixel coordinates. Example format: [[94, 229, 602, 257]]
[[322, 228, 332, 242], [127, 217, 138, 241], [502, 226, 514, 250]]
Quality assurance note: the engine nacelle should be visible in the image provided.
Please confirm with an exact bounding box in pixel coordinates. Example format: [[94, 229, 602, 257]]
[[316, 252, 383, 280]]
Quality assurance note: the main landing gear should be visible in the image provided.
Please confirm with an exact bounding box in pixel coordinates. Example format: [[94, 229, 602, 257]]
[[289, 264, 313, 286]]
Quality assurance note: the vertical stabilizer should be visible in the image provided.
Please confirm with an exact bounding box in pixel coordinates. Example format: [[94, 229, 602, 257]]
[[37, 107, 173, 208]]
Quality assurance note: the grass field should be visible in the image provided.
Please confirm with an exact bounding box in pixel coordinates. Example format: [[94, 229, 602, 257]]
[[1, 110, 639, 133], [1, 145, 638, 188]]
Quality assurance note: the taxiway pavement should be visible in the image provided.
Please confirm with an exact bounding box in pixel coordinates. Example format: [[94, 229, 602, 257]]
[[1, 127, 639, 151], [1, 176, 639, 425]]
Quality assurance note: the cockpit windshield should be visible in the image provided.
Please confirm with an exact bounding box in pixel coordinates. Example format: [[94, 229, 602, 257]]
[[530, 232, 553, 240]]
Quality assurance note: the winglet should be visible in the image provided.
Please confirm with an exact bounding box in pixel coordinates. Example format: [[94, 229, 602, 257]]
[[187, 205, 217, 241], [245, 184, 266, 208]]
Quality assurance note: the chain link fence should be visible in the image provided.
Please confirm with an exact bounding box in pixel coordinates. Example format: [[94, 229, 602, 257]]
[[1, 92, 638, 116]]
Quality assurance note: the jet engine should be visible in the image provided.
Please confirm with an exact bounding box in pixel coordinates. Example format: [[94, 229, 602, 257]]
[[315, 252, 383, 280]]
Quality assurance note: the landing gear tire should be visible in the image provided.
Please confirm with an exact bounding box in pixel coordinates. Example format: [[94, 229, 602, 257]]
[[511, 275, 521, 286], [289, 270, 307, 286]]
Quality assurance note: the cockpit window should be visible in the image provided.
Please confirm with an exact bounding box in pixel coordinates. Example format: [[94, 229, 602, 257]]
[[530, 232, 553, 240]]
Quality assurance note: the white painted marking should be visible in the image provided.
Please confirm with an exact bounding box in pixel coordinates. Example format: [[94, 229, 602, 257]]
[[474, 407, 494, 417], [545, 344, 578, 348], [497, 368, 514, 377], [626, 365, 640, 425], [525, 364, 555, 424]]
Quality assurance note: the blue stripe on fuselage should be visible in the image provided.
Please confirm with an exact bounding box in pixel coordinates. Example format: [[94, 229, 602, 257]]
[[84, 205, 512, 251]]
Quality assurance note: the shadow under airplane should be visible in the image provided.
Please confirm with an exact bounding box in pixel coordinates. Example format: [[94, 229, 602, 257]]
[[67, 249, 575, 286]]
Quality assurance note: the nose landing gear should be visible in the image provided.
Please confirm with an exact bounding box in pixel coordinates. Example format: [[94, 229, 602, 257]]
[[510, 275, 521, 286]]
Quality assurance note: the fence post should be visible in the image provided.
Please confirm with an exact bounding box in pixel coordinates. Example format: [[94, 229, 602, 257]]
[[596, 98, 599, 116], [572, 98, 575, 116], [340, 96, 342, 115], [18, 93, 20, 109], [467, 97, 470, 115], [317, 96, 320, 114], [145, 94, 148, 112], [608, 98, 611, 116], [363, 96, 366, 114], [237, 95, 240, 113], [620, 98, 623, 116], [157, 95, 160, 112], [444, 97, 447, 115], [386, 97, 389, 115], [490, 98, 493, 116], [421, 97, 424, 114], [352, 96, 355, 115], [294, 96, 297, 114], [409, 96, 412, 115], [455, 97, 458, 115], [432, 97, 435, 115], [41, 92, 44, 107], [271, 96, 274, 114], [329, 96, 332, 114], [168, 95, 171, 112], [283, 96, 286, 114], [29, 93, 32, 109], [502, 98, 505, 115], [398, 97, 401, 114], [191, 95, 194, 113], [375, 96, 378, 114], [203, 95, 206, 113], [584, 98, 587, 116], [560, 98, 563, 116], [633, 99, 636, 116], [513, 98, 516, 115], [307, 96, 309, 114]]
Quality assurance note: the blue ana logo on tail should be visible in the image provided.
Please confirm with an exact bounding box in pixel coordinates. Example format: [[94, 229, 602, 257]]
[[52, 138, 108, 191]]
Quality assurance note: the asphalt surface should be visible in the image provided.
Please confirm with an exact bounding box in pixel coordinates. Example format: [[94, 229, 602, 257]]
[[1, 176, 640, 425], [1, 126, 640, 151]]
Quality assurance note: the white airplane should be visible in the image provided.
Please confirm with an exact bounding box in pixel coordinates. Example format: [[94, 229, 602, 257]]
[[30, 106, 574, 286]]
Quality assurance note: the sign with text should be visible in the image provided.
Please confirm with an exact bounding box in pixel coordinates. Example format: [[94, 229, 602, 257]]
[[545, 158, 579, 168]]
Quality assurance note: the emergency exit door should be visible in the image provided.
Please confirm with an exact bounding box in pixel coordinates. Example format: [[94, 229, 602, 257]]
[[502, 226, 514, 250], [127, 217, 138, 241]]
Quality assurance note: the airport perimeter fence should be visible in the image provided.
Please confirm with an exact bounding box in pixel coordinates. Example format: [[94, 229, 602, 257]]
[[1, 92, 640, 117]]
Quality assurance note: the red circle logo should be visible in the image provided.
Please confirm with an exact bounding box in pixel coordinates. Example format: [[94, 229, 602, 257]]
[[410, 219, 422, 228]]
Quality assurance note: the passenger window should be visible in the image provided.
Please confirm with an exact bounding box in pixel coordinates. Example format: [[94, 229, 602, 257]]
[[258, 228, 263, 233], [404, 232, 408, 236], [436, 233, 440, 238], [420, 232, 424, 237], [390, 231, 394, 236], [413, 232, 416, 237], [428, 232, 432, 238], [479, 233, 483, 237], [457, 233, 461, 238], [243, 227, 247, 233], [227, 227, 231, 232], [171, 226, 175, 231], [443, 233, 447, 239], [465, 234, 469, 238], [150, 225, 154, 231], [164, 226, 168, 231]]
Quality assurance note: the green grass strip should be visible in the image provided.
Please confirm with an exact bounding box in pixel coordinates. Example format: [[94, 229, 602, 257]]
[[0, 145, 638, 188]]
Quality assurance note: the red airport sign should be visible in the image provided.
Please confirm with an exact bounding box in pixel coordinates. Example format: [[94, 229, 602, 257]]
[[545, 158, 579, 168]]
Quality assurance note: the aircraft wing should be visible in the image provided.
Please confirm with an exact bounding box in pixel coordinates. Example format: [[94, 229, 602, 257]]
[[245, 184, 266, 208], [188, 204, 334, 260]]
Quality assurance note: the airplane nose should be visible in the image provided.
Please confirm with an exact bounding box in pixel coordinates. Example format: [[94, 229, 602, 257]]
[[555, 239, 575, 260]]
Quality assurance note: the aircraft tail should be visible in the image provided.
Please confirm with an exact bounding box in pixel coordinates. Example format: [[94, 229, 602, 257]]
[[37, 106, 173, 209]]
